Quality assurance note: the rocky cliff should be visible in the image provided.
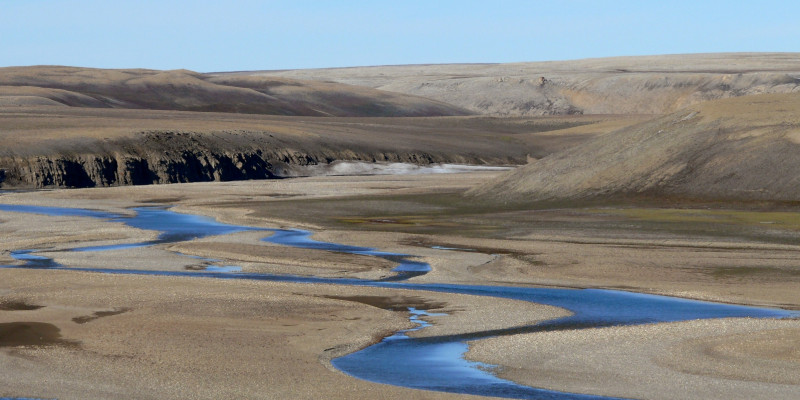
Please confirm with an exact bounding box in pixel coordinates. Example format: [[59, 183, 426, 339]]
[[0, 130, 515, 189]]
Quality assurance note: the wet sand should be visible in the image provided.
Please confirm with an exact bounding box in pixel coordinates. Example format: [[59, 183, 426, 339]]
[[2, 172, 800, 398]]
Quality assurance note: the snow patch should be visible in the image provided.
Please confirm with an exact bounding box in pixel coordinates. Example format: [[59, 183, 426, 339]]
[[284, 161, 513, 177]]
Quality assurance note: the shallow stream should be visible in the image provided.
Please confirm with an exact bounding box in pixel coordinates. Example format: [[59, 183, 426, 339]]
[[0, 204, 796, 399]]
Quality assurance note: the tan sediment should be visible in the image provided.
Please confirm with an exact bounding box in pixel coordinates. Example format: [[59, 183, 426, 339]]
[[0, 268, 544, 399], [0, 250, 13, 265], [307, 226, 800, 310], [1, 171, 506, 219], [168, 231, 398, 279], [0, 210, 158, 254], [467, 318, 800, 400], [387, 232, 800, 310], [405, 293, 570, 338], [317, 291, 570, 339]]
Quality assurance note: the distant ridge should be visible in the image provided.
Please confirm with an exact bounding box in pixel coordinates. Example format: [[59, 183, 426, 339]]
[[245, 53, 800, 116], [0, 66, 471, 117]]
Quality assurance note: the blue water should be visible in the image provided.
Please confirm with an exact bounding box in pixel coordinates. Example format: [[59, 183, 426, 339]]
[[0, 204, 428, 279], [263, 229, 431, 279], [0, 204, 797, 400], [74, 207, 260, 251]]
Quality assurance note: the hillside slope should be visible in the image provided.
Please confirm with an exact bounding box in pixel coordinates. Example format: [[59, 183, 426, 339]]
[[244, 53, 800, 116], [0, 66, 470, 117], [0, 106, 637, 188], [469, 92, 800, 203]]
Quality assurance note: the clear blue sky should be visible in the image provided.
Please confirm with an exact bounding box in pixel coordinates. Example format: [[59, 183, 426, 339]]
[[2, 0, 798, 72]]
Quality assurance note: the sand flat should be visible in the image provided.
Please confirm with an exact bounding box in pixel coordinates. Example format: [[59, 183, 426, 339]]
[[1, 268, 534, 399], [467, 318, 800, 400]]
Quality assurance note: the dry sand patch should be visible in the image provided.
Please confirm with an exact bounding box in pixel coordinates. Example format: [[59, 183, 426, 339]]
[[0, 268, 544, 399], [467, 318, 800, 400]]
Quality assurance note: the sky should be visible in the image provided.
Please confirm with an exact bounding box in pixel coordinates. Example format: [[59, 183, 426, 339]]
[[1, 0, 798, 72]]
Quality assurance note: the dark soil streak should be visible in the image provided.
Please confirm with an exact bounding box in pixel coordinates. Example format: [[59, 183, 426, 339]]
[[0, 322, 76, 348], [0, 300, 43, 311], [72, 308, 131, 324], [323, 295, 446, 311]]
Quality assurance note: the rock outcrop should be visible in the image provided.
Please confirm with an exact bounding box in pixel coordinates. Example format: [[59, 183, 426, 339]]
[[1, 152, 275, 188], [0, 130, 511, 189]]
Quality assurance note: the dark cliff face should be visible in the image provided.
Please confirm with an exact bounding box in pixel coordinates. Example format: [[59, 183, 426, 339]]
[[0, 131, 512, 189], [0, 152, 279, 188]]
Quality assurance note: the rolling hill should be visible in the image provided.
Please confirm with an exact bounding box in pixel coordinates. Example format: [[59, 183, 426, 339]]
[[469, 92, 800, 203], [243, 53, 800, 116], [0, 66, 470, 117], [0, 105, 635, 188]]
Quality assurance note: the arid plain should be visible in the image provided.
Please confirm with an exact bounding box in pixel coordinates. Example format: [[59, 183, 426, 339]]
[[2, 54, 800, 399]]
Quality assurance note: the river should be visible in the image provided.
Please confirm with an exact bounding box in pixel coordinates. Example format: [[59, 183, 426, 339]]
[[0, 204, 796, 399]]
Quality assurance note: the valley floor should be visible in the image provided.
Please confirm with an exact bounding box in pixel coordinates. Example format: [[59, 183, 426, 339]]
[[1, 172, 799, 399]]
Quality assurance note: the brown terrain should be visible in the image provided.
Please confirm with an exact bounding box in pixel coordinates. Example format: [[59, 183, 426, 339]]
[[0, 105, 636, 188], [471, 92, 800, 203], [238, 53, 800, 115], [1, 173, 800, 399], [2, 53, 800, 399], [0, 64, 648, 188], [0, 65, 470, 116]]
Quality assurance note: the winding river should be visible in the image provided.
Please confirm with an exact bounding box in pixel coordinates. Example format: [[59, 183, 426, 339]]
[[0, 204, 797, 400]]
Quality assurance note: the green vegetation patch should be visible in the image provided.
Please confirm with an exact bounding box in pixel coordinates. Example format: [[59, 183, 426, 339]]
[[589, 208, 800, 230]]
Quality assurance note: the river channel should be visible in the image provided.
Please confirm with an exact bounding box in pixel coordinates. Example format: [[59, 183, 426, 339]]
[[0, 204, 797, 400]]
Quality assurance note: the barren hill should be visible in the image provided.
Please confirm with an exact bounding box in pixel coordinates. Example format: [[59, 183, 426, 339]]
[[469, 92, 800, 203], [240, 53, 800, 116], [0, 104, 637, 188], [0, 66, 470, 117]]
